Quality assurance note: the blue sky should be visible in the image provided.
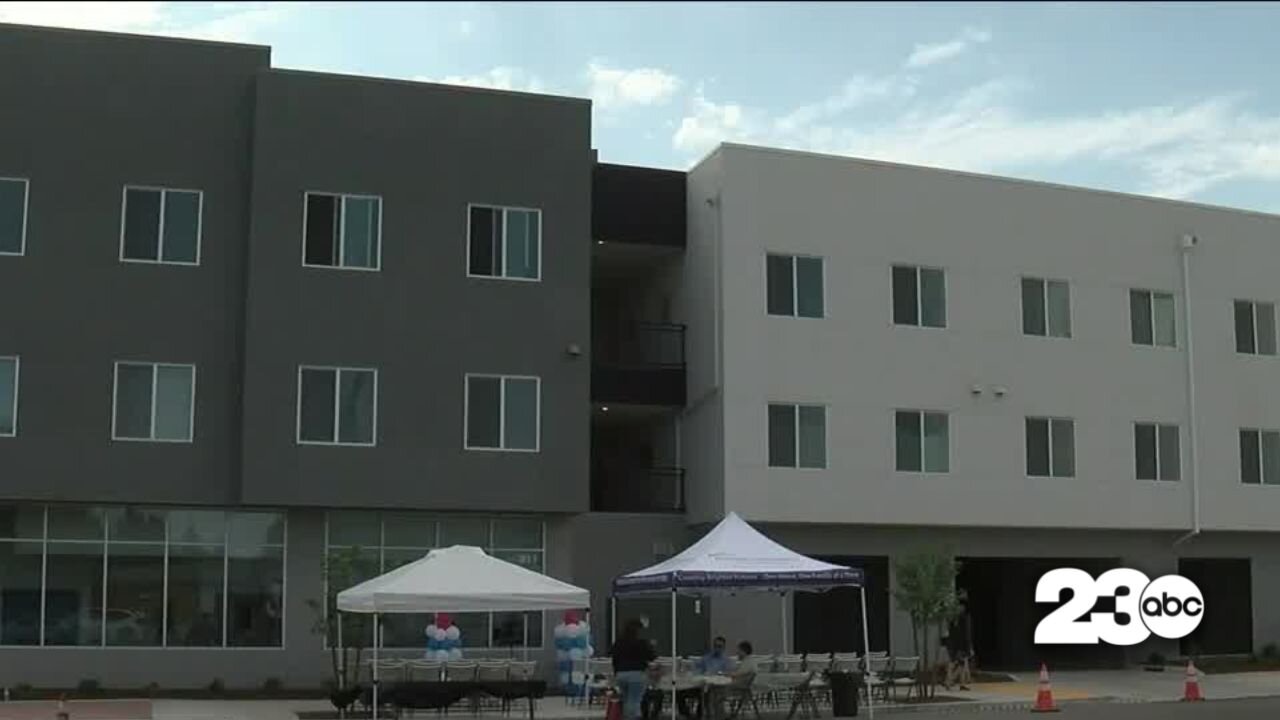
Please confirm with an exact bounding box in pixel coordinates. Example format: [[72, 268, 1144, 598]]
[[4, 1, 1280, 212]]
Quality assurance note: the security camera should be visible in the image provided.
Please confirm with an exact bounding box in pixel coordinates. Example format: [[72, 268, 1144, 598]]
[[1180, 234, 1199, 249]]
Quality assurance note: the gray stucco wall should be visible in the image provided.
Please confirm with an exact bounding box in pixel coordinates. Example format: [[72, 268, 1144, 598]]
[[0, 24, 267, 505], [238, 71, 593, 512]]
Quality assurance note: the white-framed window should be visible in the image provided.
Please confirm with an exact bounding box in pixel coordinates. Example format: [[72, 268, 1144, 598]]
[[1022, 277, 1072, 338], [1026, 416, 1074, 478], [112, 362, 196, 442], [303, 192, 382, 270], [119, 186, 202, 265], [766, 253, 824, 318], [0, 177, 29, 256], [467, 204, 541, 281], [767, 402, 827, 469], [297, 366, 378, 446], [1135, 422, 1180, 481], [465, 375, 540, 451], [895, 410, 949, 473], [1240, 428, 1280, 485], [1130, 289, 1176, 347], [892, 264, 946, 328], [1234, 300, 1278, 356], [0, 356, 17, 437]]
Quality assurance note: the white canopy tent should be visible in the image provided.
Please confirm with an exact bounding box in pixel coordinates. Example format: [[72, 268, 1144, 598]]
[[612, 513, 875, 718], [337, 545, 591, 718]]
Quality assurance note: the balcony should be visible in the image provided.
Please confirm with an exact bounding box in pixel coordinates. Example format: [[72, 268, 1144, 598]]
[[592, 163, 686, 248], [592, 322, 686, 406], [592, 466, 686, 513]]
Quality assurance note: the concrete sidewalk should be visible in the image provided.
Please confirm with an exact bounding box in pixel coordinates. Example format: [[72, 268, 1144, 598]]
[[8, 673, 1280, 720]]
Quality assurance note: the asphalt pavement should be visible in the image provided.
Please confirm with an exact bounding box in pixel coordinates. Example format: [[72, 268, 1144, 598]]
[[877, 696, 1280, 718]]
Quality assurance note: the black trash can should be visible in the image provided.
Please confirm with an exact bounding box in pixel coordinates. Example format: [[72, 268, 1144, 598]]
[[829, 672, 860, 717]]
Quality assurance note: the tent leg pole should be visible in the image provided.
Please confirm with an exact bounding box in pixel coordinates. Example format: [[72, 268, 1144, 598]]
[[860, 586, 873, 720], [610, 596, 617, 645], [671, 588, 678, 720], [337, 612, 344, 689], [780, 592, 788, 655], [523, 613, 529, 662], [373, 613, 380, 720]]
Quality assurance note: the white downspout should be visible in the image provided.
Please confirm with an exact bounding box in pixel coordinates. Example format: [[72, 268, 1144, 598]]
[[1175, 234, 1201, 546]]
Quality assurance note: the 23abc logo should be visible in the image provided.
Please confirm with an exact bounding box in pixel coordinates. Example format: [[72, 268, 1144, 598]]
[[1035, 568, 1204, 645]]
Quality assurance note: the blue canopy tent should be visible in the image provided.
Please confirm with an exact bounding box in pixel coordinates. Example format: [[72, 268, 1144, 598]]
[[612, 513, 874, 718]]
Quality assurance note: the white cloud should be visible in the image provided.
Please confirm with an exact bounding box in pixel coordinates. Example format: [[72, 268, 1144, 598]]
[[414, 67, 545, 94], [0, 1, 291, 43], [673, 91, 748, 155], [0, 1, 166, 32], [586, 61, 681, 110], [905, 27, 992, 69], [671, 72, 1280, 202]]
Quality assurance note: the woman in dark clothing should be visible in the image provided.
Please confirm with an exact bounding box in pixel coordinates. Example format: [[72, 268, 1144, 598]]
[[612, 619, 657, 720], [943, 614, 973, 690]]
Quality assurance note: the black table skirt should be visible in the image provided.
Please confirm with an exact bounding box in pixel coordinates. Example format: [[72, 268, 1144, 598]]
[[363, 680, 548, 710]]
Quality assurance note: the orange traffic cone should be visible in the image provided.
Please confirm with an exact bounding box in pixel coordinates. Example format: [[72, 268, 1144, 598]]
[[1182, 660, 1204, 702], [1031, 663, 1060, 713]]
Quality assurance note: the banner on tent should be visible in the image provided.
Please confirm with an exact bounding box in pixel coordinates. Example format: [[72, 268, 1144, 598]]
[[613, 568, 865, 593]]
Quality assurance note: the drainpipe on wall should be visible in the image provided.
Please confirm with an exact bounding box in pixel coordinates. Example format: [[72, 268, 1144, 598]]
[[1175, 233, 1201, 546]]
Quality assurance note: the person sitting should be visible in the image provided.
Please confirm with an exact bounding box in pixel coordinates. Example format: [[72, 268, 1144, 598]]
[[676, 636, 731, 718], [730, 641, 758, 680]]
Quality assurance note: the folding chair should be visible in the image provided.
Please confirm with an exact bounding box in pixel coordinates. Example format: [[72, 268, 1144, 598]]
[[863, 655, 892, 704], [722, 672, 762, 720], [889, 656, 921, 701], [408, 659, 443, 681]]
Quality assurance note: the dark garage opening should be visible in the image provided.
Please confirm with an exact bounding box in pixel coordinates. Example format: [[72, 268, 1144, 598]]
[[793, 556, 890, 655], [958, 557, 1125, 670], [1179, 558, 1251, 656]]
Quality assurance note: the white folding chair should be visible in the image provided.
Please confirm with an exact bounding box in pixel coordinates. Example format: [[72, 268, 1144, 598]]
[[889, 656, 921, 701], [864, 655, 892, 703], [444, 660, 478, 682], [408, 659, 443, 681], [831, 653, 860, 673]]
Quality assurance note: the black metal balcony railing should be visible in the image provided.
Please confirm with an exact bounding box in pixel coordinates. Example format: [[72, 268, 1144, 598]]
[[592, 323, 686, 406], [592, 466, 686, 513]]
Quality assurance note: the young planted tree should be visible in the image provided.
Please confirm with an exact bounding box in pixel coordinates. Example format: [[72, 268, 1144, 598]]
[[307, 546, 380, 711], [891, 550, 965, 699]]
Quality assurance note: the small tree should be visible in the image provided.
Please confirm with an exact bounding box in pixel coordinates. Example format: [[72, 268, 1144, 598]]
[[307, 546, 380, 705], [892, 550, 965, 699]]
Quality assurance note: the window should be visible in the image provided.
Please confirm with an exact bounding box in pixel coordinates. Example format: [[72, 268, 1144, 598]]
[[0, 356, 16, 437], [112, 362, 195, 442], [1022, 277, 1071, 338], [766, 253, 824, 318], [0, 504, 284, 647], [1234, 300, 1278, 356], [895, 410, 949, 473], [892, 264, 946, 328], [767, 403, 826, 468], [468, 205, 541, 280], [297, 367, 377, 446], [1135, 423, 1180, 481], [1130, 290, 1176, 347], [465, 375, 540, 451], [1240, 429, 1280, 485], [0, 177, 28, 255], [120, 187, 202, 265], [1026, 417, 1075, 477], [303, 192, 382, 270], [325, 512, 544, 649]]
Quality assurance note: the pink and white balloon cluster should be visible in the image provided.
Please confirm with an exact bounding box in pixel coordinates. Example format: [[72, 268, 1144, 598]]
[[554, 610, 593, 690], [425, 613, 464, 661]]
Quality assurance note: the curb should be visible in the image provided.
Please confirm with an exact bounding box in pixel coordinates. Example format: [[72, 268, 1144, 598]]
[[872, 696, 1156, 714]]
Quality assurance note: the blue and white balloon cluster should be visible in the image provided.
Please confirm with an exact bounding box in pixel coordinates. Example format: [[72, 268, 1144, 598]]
[[425, 613, 464, 661], [554, 611, 593, 691]]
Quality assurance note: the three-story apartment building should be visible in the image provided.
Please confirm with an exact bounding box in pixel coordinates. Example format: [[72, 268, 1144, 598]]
[[3, 23, 1280, 688]]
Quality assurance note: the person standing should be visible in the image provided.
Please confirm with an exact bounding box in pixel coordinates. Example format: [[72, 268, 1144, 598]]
[[942, 614, 973, 690], [613, 619, 657, 720]]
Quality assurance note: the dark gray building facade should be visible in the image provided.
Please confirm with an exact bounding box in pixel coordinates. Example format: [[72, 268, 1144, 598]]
[[0, 24, 690, 688]]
